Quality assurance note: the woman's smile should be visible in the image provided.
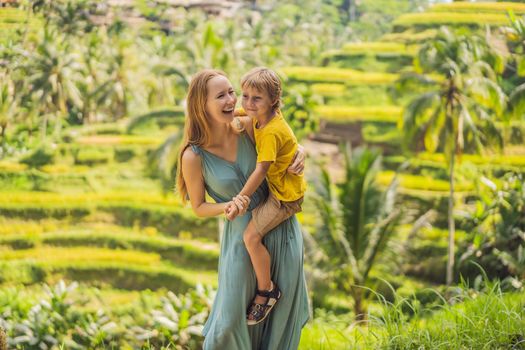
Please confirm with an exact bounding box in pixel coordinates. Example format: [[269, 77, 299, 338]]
[[206, 75, 237, 123]]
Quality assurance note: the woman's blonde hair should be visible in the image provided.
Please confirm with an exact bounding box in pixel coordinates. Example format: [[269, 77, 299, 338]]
[[241, 67, 282, 112], [176, 69, 227, 202]]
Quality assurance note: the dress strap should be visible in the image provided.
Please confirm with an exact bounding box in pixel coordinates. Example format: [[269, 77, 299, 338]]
[[190, 144, 203, 156]]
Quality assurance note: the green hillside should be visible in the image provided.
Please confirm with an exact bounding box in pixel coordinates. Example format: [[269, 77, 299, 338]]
[[1, 0, 524, 348]]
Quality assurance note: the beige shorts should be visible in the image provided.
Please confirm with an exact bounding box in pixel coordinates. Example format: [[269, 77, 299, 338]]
[[252, 192, 303, 236]]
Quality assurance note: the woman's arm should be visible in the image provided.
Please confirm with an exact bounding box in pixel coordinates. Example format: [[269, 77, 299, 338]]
[[181, 148, 230, 217]]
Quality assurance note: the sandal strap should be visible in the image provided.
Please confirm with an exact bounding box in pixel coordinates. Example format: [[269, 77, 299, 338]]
[[248, 301, 270, 319], [256, 288, 280, 299], [246, 283, 282, 324], [256, 289, 272, 297], [256, 281, 278, 298]]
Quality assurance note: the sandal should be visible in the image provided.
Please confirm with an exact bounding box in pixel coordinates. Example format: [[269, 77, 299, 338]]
[[246, 281, 282, 326]]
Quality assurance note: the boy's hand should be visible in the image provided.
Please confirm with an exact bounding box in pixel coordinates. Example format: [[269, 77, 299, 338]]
[[234, 108, 247, 117], [227, 194, 251, 221]]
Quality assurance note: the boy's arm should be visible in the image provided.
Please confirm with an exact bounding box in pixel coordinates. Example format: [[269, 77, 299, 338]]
[[239, 161, 272, 197], [238, 132, 276, 198]]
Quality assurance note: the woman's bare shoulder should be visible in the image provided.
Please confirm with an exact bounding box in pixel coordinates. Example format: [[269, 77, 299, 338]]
[[181, 146, 201, 166]]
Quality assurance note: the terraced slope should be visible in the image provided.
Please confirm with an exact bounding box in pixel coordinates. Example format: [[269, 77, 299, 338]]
[[0, 125, 218, 293], [0, 7, 39, 41], [0, 221, 219, 290]]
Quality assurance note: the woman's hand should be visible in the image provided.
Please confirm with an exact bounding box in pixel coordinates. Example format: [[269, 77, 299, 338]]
[[288, 144, 306, 175], [224, 201, 238, 221], [225, 195, 250, 221]]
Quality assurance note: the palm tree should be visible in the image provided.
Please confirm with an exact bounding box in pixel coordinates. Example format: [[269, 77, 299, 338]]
[[19, 28, 83, 140], [505, 12, 525, 118], [0, 75, 16, 150], [313, 145, 402, 321], [76, 29, 107, 124], [127, 108, 185, 193], [99, 34, 131, 122], [31, 0, 95, 36], [504, 12, 525, 76], [398, 27, 507, 285], [173, 20, 232, 75], [137, 35, 190, 107], [77, 25, 137, 124], [0, 41, 19, 150], [281, 83, 320, 141], [459, 172, 524, 283]]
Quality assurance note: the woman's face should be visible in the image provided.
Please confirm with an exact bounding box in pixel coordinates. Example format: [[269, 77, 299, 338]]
[[206, 75, 237, 125]]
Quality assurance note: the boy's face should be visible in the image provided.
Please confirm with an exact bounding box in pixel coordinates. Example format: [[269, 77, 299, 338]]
[[241, 86, 275, 120]]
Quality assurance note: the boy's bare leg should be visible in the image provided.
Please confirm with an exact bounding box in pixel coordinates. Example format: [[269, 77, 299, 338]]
[[243, 220, 272, 304]]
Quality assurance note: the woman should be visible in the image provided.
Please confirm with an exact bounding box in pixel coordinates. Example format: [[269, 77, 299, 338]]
[[177, 69, 309, 350]]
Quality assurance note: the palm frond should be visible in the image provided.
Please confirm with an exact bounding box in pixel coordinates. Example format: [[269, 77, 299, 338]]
[[401, 91, 440, 147], [340, 147, 382, 261], [423, 104, 445, 152], [156, 66, 191, 88], [395, 72, 439, 92], [127, 108, 185, 133], [472, 105, 504, 151], [147, 131, 182, 193], [467, 77, 507, 116], [316, 166, 333, 202], [362, 208, 401, 282], [360, 165, 401, 280], [509, 83, 525, 119], [312, 163, 346, 262], [470, 60, 497, 81]]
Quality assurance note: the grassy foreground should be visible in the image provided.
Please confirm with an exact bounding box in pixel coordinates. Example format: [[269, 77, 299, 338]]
[[1, 279, 523, 349], [300, 282, 525, 349]]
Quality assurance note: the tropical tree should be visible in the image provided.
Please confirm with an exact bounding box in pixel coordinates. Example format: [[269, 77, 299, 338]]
[[504, 12, 525, 77], [127, 108, 185, 193], [2, 39, 38, 144], [281, 83, 320, 140], [397, 27, 507, 285], [30, 0, 96, 36], [312, 146, 402, 320], [18, 28, 83, 141], [0, 75, 16, 152], [459, 172, 525, 288], [504, 12, 525, 118], [137, 35, 182, 108], [99, 36, 130, 121], [75, 28, 107, 124]]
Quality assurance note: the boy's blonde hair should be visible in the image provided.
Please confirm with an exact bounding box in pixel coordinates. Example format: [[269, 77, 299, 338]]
[[241, 67, 282, 112]]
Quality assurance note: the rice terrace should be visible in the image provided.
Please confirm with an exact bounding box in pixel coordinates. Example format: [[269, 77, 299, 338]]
[[0, 0, 524, 349]]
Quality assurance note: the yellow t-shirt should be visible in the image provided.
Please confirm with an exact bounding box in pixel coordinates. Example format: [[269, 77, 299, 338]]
[[253, 110, 306, 202]]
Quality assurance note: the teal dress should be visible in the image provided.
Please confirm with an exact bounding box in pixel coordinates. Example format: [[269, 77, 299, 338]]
[[191, 132, 309, 350]]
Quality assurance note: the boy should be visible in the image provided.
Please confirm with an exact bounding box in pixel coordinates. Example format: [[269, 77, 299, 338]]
[[226, 67, 306, 325]]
